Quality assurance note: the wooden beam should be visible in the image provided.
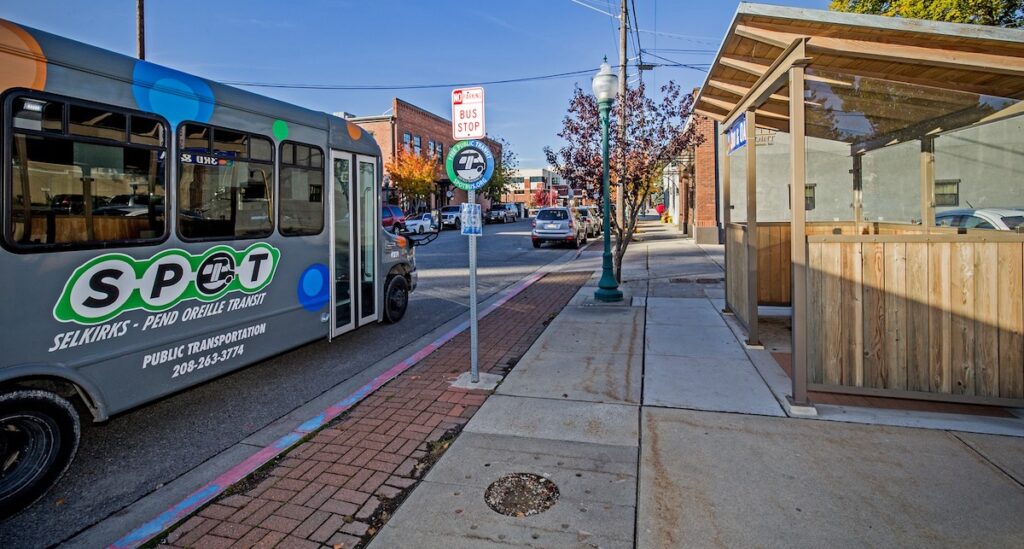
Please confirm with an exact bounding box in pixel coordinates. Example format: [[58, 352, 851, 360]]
[[707, 78, 790, 103], [695, 108, 726, 121], [746, 110, 761, 346], [789, 65, 810, 406], [720, 56, 771, 78], [738, 23, 1024, 77], [702, 96, 739, 112], [724, 39, 809, 129], [735, 24, 795, 49]]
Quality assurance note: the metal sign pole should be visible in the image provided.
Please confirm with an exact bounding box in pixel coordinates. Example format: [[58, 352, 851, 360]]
[[468, 188, 479, 383]]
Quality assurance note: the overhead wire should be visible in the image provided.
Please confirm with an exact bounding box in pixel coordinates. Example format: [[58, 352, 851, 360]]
[[221, 68, 602, 90]]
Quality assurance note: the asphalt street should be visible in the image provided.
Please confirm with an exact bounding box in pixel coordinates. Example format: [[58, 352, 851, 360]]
[[0, 218, 580, 547]]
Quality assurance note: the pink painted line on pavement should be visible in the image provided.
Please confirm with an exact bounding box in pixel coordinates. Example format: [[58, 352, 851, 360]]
[[110, 268, 550, 549]]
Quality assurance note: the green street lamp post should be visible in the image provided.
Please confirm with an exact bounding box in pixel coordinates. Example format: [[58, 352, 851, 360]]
[[593, 61, 623, 302]]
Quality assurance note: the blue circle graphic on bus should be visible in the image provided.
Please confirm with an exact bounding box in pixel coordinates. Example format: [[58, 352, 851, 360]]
[[132, 61, 214, 129], [297, 264, 330, 311]]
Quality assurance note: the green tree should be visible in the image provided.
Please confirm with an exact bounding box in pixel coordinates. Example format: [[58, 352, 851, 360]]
[[482, 137, 518, 203], [830, 0, 1024, 26]]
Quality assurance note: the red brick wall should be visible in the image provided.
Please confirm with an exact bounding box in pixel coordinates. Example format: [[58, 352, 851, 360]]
[[692, 115, 718, 229], [355, 98, 502, 209]]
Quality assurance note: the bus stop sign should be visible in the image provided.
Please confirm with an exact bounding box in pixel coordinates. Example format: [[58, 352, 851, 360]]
[[446, 140, 494, 191]]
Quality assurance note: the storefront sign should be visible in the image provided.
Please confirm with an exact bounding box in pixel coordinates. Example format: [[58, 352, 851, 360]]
[[727, 114, 747, 154]]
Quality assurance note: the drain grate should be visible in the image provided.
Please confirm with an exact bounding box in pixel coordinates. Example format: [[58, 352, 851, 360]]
[[669, 277, 724, 284], [484, 473, 560, 517]]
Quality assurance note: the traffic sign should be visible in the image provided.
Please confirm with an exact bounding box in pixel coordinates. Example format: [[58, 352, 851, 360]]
[[446, 140, 494, 191], [452, 87, 485, 140]]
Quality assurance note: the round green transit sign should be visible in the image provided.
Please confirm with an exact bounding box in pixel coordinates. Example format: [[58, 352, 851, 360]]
[[446, 140, 494, 191]]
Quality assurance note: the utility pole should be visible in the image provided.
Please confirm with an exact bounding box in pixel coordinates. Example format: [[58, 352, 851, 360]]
[[616, 0, 627, 231], [136, 0, 146, 60]]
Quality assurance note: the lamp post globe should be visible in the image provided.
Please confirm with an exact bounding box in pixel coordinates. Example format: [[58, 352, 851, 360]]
[[592, 60, 623, 303]]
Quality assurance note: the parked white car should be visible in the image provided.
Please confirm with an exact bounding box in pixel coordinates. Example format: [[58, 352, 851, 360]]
[[405, 213, 438, 234], [935, 208, 1024, 231]]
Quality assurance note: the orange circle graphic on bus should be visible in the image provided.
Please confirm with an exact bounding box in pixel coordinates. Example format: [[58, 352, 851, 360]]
[[346, 121, 362, 140], [0, 20, 47, 92]]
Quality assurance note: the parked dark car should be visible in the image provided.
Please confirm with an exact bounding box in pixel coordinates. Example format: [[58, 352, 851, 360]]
[[381, 204, 406, 232], [50, 194, 109, 214]]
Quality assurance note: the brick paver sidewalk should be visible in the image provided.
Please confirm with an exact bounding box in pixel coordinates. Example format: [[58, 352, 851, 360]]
[[156, 271, 589, 549]]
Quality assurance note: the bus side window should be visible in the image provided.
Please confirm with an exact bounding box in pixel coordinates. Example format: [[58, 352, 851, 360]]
[[177, 123, 275, 240], [279, 140, 325, 237], [6, 94, 168, 250]]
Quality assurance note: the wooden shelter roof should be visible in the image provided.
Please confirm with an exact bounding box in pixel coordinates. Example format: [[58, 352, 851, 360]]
[[694, 3, 1024, 140]]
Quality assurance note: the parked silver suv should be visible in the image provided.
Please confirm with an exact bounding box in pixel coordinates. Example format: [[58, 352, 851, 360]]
[[531, 207, 587, 248]]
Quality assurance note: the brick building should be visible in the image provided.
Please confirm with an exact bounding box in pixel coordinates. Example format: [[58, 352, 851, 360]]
[[350, 98, 501, 211], [502, 168, 565, 211], [663, 112, 721, 244]]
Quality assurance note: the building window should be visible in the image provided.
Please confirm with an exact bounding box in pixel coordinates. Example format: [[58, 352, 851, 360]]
[[529, 176, 544, 183], [935, 179, 960, 207], [279, 142, 325, 236], [6, 93, 168, 250], [413, 135, 421, 155], [403, 132, 411, 149], [436, 142, 443, 164], [178, 123, 274, 240]]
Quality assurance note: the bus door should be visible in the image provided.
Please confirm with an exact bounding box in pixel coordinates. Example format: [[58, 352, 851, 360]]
[[355, 155, 379, 325], [329, 151, 379, 339]]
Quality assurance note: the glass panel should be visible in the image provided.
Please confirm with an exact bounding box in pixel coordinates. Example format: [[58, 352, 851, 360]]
[[250, 136, 273, 162], [283, 142, 295, 164], [280, 164, 324, 236], [9, 133, 165, 246], [69, 105, 126, 141], [359, 160, 376, 319], [935, 114, 1024, 231], [178, 127, 273, 239], [728, 140, 747, 222], [296, 145, 311, 167], [13, 97, 62, 133], [131, 116, 165, 146], [182, 124, 209, 151], [334, 156, 352, 329], [311, 148, 323, 168], [805, 67, 1022, 230], [755, 127, 790, 222], [213, 128, 247, 157]]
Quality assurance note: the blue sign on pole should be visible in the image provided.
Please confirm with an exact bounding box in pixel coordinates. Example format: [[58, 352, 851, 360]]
[[727, 114, 747, 154]]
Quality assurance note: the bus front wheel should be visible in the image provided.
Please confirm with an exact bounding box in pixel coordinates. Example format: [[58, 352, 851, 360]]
[[383, 275, 409, 324], [0, 389, 81, 520]]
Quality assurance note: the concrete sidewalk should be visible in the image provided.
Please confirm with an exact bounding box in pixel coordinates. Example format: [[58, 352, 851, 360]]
[[372, 219, 1024, 548]]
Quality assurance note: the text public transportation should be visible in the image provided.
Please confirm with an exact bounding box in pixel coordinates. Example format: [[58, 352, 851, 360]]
[[0, 19, 417, 518]]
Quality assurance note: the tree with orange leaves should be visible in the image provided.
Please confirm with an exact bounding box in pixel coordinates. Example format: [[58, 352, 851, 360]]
[[385, 147, 438, 204]]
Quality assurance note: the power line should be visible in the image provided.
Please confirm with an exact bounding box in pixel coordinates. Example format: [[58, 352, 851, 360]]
[[568, 0, 617, 18], [220, 68, 601, 90], [641, 50, 710, 72], [630, 0, 643, 85], [636, 28, 718, 45]]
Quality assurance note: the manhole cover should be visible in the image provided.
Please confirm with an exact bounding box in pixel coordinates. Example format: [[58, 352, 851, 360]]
[[484, 473, 559, 517]]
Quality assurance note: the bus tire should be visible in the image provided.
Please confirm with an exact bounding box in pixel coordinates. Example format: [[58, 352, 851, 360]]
[[0, 389, 81, 520], [383, 275, 409, 324]]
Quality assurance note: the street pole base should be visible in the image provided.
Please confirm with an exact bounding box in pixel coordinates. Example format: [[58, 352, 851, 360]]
[[594, 287, 624, 302], [785, 395, 818, 417]]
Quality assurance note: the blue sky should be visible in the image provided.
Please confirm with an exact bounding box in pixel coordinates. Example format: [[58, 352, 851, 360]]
[[4, 0, 828, 166]]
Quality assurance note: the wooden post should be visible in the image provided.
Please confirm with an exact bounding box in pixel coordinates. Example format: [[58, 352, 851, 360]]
[[746, 110, 760, 346], [789, 66, 810, 406], [920, 137, 935, 232], [722, 131, 731, 313]]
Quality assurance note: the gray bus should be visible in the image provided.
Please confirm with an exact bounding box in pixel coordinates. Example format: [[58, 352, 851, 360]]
[[0, 18, 416, 517]]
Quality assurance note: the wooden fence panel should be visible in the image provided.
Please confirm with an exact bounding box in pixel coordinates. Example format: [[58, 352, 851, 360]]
[[950, 242, 975, 395], [998, 243, 1024, 399], [863, 242, 886, 389], [805, 235, 1023, 405], [726, 224, 749, 329]]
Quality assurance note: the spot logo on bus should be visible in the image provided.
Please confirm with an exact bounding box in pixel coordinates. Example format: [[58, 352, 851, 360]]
[[53, 243, 281, 325]]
